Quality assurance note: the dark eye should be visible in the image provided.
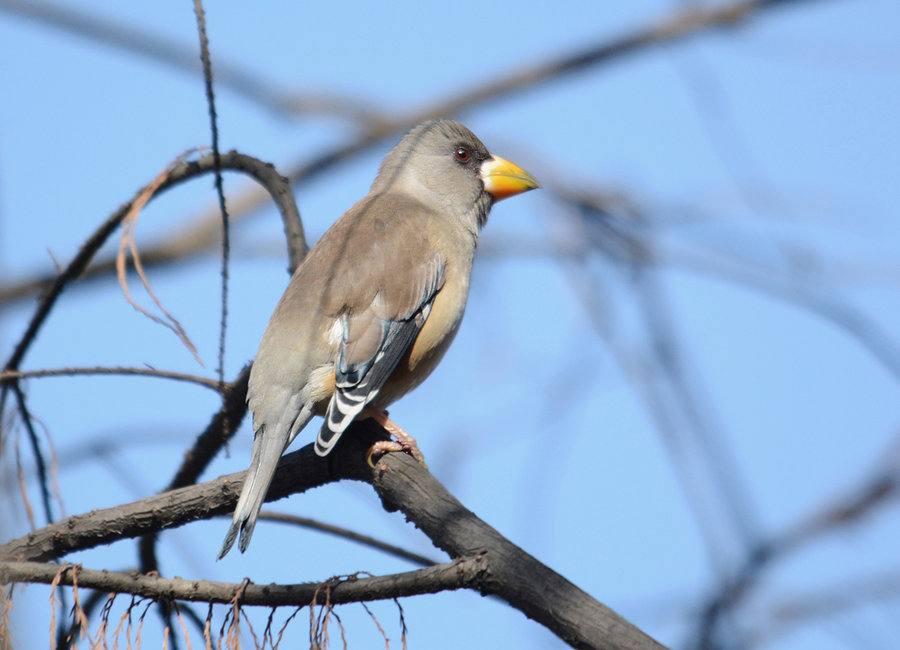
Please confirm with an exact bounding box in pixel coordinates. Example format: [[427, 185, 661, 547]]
[[454, 147, 471, 163]]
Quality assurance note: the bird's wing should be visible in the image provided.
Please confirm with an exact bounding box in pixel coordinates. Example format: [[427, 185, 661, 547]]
[[314, 251, 445, 455]]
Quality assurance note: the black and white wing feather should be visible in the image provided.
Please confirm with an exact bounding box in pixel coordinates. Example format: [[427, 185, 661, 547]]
[[314, 256, 445, 455]]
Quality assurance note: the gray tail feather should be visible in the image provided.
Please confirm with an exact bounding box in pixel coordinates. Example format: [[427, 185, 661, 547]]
[[217, 408, 312, 560], [217, 437, 282, 559]]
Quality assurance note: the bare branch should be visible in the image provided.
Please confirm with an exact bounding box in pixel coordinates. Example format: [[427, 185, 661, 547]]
[[0, 557, 491, 610], [138, 366, 251, 574], [0, 367, 220, 392], [0, 421, 666, 649], [192, 0, 231, 392], [370, 448, 667, 650], [0, 150, 303, 383], [256, 511, 439, 567], [0, 423, 379, 563]]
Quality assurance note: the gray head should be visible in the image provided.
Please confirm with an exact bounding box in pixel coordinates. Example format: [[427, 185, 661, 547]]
[[371, 119, 538, 229]]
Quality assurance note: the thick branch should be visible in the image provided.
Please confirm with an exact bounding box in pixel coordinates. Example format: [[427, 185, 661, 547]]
[[372, 454, 663, 650], [0, 420, 665, 649], [0, 422, 381, 564]]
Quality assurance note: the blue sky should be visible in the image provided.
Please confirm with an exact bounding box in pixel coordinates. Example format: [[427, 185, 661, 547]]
[[2, 1, 899, 648]]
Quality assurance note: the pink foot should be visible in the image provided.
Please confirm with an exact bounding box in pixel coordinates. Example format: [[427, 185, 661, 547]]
[[364, 408, 427, 468]]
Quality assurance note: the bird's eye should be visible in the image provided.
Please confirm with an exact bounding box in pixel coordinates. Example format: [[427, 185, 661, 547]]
[[454, 147, 471, 163]]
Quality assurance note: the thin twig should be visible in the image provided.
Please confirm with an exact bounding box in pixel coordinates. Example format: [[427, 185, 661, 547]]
[[12, 386, 54, 525], [0, 367, 221, 391], [2, 150, 302, 390], [116, 150, 206, 366], [256, 511, 439, 567], [192, 0, 231, 392]]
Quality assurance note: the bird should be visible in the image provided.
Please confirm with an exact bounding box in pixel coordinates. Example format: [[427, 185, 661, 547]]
[[218, 119, 538, 559]]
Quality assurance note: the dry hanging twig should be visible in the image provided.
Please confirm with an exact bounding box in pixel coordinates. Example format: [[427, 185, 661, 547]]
[[116, 148, 208, 366]]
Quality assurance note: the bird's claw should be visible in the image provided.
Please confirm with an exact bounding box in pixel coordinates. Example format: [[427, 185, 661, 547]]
[[363, 407, 428, 468], [366, 436, 427, 468]]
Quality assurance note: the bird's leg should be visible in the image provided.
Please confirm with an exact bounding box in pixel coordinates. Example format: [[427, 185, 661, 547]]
[[364, 408, 428, 468]]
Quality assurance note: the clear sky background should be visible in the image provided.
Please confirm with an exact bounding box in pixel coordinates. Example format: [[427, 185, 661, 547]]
[[1, 1, 899, 648]]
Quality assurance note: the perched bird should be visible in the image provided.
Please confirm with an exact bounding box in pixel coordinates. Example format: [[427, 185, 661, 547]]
[[218, 120, 538, 558]]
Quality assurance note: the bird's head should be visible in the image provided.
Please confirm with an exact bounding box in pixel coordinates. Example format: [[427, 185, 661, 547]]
[[373, 119, 538, 229]]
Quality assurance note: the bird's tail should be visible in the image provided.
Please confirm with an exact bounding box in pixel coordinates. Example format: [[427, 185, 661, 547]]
[[217, 408, 312, 559]]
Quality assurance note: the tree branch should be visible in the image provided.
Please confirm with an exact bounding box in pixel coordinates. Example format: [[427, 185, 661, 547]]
[[0, 420, 666, 649], [137, 365, 251, 574], [0, 411, 369, 565], [0, 150, 303, 392], [0, 557, 486, 607], [371, 452, 664, 650], [0, 366, 221, 391], [256, 511, 439, 567]]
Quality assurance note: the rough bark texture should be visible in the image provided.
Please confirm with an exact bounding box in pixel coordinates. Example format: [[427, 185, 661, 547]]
[[373, 452, 665, 650], [1, 420, 666, 649]]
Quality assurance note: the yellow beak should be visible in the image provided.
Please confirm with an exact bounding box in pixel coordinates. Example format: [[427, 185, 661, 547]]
[[481, 155, 539, 202]]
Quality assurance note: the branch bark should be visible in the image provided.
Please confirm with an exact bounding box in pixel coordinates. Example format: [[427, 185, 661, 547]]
[[1, 420, 666, 649], [0, 557, 486, 607]]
